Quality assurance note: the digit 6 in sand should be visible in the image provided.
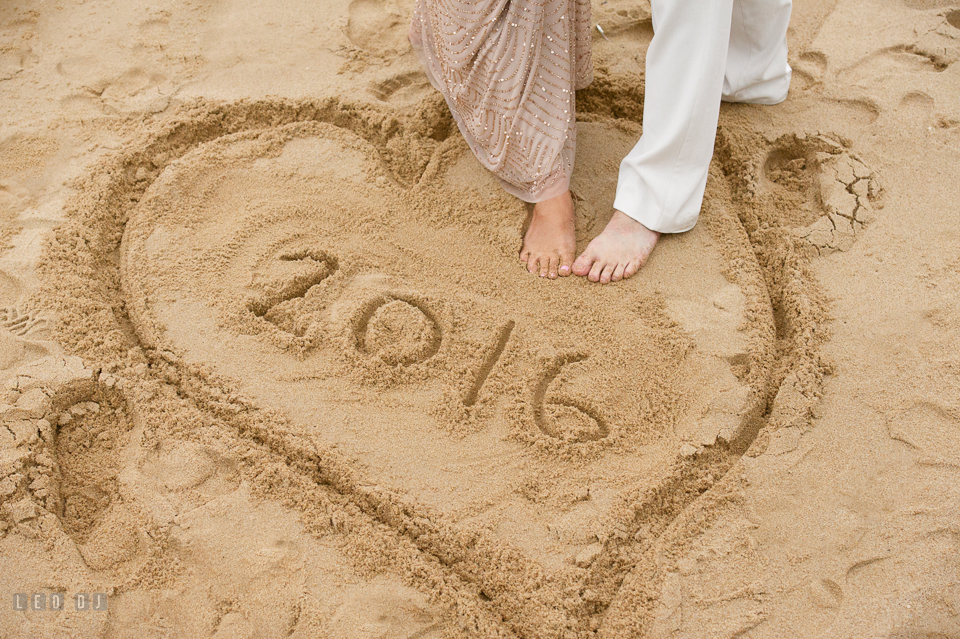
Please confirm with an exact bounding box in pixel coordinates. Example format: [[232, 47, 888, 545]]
[[533, 353, 609, 443]]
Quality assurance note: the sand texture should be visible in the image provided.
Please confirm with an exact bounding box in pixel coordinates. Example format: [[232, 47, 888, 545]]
[[1, 0, 959, 637]]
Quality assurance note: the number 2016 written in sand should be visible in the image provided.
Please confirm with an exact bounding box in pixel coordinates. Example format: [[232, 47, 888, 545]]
[[250, 251, 604, 443]]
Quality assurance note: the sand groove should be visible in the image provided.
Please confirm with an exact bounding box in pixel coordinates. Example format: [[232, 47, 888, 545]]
[[246, 246, 339, 324], [532, 353, 609, 443], [353, 294, 443, 366], [461, 319, 514, 409]]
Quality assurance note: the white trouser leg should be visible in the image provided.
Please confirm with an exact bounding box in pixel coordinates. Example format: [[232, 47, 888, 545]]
[[612, 0, 791, 234], [723, 0, 792, 104]]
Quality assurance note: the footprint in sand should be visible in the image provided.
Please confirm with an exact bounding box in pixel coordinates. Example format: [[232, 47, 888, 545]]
[[325, 580, 444, 638], [56, 55, 168, 115], [0, 355, 146, 572], [119, 113, 774, 598], [887, 401, 960, 465], [0, 16, 39, 81], [0, 274, 52, 371], [346, 0, 411, 57], [791, 50, 828, 90], [838, 18, 960, 90], [138, 439, 241, 515], [0, 45, 38, 81], [0, 306, 49, 339], [54, 391, 146, 572], [368, 70, 431, 104], [760, 133, 881, 255], [896, 89, 941, 130], [136, 13, 172, 50]]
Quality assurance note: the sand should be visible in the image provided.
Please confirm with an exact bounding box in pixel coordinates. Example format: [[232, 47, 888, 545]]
[[0, 0, 958, 637]]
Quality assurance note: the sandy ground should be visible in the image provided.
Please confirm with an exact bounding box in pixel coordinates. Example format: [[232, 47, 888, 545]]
[[0, 0, 959, 637]]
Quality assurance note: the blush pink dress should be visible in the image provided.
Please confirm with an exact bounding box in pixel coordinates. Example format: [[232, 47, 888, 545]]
[[409, 0, 593, 203]]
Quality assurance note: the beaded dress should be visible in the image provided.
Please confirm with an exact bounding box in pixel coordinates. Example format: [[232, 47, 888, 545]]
[[409, 0, 592, 202]]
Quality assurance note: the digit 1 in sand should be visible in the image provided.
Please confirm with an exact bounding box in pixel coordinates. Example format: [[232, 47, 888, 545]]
[[462, 320, 515, 407]]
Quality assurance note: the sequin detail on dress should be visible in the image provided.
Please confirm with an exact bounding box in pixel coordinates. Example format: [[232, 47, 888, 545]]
[[410, 0, 592, 202]]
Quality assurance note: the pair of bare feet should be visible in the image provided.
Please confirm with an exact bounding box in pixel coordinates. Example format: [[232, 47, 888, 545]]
[[518, 190, 660, 283]]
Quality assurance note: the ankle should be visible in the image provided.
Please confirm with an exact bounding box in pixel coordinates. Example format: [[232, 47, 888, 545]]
[[533, 196, 573, 220], [610, 210, 640, 228]]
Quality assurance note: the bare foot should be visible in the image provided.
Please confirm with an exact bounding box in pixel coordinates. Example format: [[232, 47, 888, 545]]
[[572, 210, 660, 283], [519, 191, 576, 279]]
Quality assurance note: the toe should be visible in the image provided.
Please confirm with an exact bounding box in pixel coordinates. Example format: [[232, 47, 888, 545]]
[[526, 255, 539, 274], [599, 263, 615, 284], [572, 252, 594, 277], [558, 251, 574, 277], [588, 260, 604, 282], [539, 256, 550, 278], [611, 262, 626, 282], [547, 256, 559, 279], [520, 248, 530, 262]]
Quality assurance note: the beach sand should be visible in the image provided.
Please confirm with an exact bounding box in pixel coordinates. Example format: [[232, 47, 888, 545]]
[[0, 0, 958, 636]]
